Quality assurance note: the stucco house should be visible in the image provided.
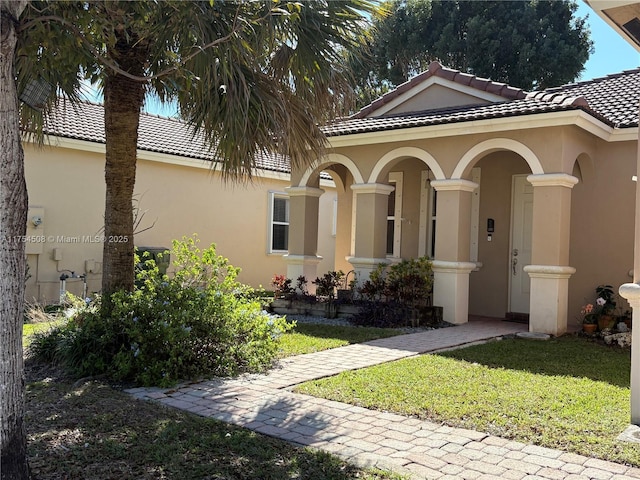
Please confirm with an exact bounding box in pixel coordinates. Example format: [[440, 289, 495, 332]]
[[585, 0, 640, 427], [23, 102, 337, 303], [284, 61, 639, 336]]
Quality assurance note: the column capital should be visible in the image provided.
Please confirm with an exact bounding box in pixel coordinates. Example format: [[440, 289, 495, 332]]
[[523, 265, 576, 279], [284, 186, 325, 197], [430, 179, 478, 192], [526, 173, 579, 189], [350, 183, 395, 195], [620, 283, 640, 307], [346, 256, 390, 268], [432, 260, 477, 273], [283, 254, 323, 265]]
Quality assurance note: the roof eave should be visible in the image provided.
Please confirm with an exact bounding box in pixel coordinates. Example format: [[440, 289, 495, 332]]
[[26, 135, 297, 181], [326, 110, 627, 149]]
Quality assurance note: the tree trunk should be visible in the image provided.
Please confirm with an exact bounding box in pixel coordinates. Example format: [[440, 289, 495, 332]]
[[0, 1, 30, 478], [101, 31, 148, 295]]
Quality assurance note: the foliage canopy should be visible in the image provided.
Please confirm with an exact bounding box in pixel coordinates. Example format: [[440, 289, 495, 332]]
[[350, 0, 593, 108]]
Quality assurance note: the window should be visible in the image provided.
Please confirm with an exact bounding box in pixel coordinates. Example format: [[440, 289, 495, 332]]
[[387, 172, 403, 257], [269, 192, 289, 253], [386, 187, 396, 255]]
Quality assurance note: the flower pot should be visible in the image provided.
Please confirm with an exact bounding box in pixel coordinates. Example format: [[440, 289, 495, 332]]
[[583, 323, 597, 334], [336, 289, 352, 302], [598, 314, 616, 331]]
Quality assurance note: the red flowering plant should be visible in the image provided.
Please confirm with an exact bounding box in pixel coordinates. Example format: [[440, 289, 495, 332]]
[[271, 274, 294, 299], [578, 303, 597, 325], [578, 285, 617, 325]]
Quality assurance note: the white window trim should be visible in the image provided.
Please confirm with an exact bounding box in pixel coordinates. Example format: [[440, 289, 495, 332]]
[[332, 197, 338, 237], [419, 171, 429, 257], [388, 172, 403, 258], [267, 191, 289, 254], [470, 167, 481, 263], [427, 179, 437, 259]]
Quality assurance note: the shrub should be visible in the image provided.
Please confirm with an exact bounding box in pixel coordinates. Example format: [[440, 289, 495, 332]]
[[351, 257, 434, 328], [29, 236, 292, 387], [271, 274, 311, 300]]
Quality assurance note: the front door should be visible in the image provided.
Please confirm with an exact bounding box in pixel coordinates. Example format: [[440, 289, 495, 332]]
[[509, 175, 533, 314]]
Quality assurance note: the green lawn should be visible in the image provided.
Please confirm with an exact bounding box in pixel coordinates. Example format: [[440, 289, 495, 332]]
[[23, 320, 407, 479], [22, 320, 65, 348], [278, 322, 403, 357], [25, 363, 405, 480], [295, 335, 640, 466]]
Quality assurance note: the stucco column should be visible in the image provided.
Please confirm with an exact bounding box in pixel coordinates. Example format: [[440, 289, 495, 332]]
[[619, 114, 640, 425], [620, 284, 640, 423], [525, 173, 578, 335], [430, 179, 478, 325], [346, 183, 395, 284], [283, 186, 324, 286]]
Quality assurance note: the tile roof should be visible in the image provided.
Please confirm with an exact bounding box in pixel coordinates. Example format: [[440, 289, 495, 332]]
[[43, 101, 292, 175], [325, 66, 640, 137], [533, 68, 640, 128], [353, 61, 527, 119], [39, 65, 640, 166]]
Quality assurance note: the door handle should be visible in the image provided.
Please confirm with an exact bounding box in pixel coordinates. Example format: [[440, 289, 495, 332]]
[[512, 257, 518, 276]]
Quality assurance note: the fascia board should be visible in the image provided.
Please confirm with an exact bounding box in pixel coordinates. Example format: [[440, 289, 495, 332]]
[[38, 135, 106, 154], [371, 76, 506, 117], [33, 135, 296, 182], [327, 111, 623, 148]]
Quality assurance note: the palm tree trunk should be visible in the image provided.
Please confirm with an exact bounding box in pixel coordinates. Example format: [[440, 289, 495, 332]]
[[0, 1, 30, 478], [101, 33, 147, 295]]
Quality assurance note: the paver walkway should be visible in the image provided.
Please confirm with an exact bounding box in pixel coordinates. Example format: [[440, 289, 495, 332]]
[[127, 319, 640, 479]]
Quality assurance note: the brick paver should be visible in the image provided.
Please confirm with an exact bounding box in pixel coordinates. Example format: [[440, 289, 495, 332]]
[[127, 319, 640, 479]]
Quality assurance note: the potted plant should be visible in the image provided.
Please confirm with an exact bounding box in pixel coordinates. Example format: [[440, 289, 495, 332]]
[[578, 303, 598, 333], [312, 270, 345, 319], [594, 284, 617, 331], [336, 270, 355, 303]]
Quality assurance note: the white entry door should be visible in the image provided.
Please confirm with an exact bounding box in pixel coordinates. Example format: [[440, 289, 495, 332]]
[[509, 175, 533, 314]]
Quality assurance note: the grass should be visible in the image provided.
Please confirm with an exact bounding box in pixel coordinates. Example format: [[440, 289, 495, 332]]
[[278, 322, 403, 357], [295, 335, 640, 466], [25, 362, 405, 480], [22, 319, 64, 348], [22, 317, 402, 358], [23, 319, 408, 479]]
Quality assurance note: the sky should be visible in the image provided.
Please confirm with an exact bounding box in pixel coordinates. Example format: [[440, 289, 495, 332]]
[[575, 1, 639, 82], [84, 1, 640, 118]]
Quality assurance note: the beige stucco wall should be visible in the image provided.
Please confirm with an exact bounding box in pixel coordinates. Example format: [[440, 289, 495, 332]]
[[383, 83, 491, 116], [325, 123, 637, 322], [569, 139, 636, 318], [468, 153, 530, 318], [24, 141, 336, 303]]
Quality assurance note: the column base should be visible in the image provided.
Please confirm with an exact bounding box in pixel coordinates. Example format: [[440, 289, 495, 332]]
[[283, 254, 322, 293], [346, 257, 390, 287], [432, 260, 476, 325], [524, 265, 575, 336]]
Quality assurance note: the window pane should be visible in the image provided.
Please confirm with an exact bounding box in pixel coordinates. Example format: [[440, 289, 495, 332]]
[[272, 224, 288, 251], [431, 219, 436, 258], [387, 219, 394, 255], [387, 191, 395, 216], [273, 197, 289, 223], [431, 190, 438, 217]]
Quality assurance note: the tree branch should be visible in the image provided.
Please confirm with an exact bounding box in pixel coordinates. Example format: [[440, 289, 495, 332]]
[[18, 4, 268, 83]]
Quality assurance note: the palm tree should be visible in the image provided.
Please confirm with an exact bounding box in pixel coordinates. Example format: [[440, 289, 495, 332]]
[[17, 0, 377, 295], [1, 1, 30, 477]]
